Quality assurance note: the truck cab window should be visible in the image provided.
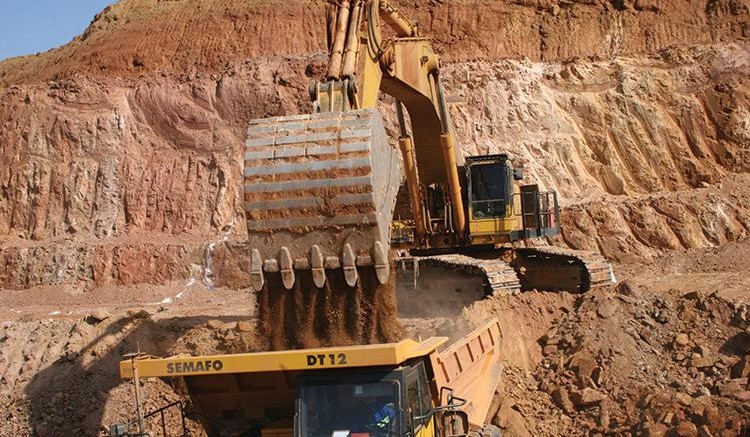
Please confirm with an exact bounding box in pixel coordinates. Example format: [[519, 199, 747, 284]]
[[405, 363, 433, 432], [299, 382, 400, 437]]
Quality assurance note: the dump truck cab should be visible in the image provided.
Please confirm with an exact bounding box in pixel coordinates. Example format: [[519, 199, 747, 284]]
[[296, 361, 433, 437], [114, 321, 502, 437]]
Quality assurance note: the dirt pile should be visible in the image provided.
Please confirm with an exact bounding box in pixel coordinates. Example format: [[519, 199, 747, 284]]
[[480, 284, 750, 437], [1, 240, 749, 436]]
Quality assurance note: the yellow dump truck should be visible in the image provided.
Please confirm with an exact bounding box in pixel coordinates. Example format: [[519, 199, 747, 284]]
[[112, 320, 502, 437]]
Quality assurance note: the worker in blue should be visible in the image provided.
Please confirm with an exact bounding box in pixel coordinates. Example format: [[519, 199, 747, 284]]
[[370, 401, 397, 435]]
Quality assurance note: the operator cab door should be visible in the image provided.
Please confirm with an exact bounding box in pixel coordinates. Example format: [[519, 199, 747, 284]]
[[404, 362, 435, 437], [465, 155, 517, 241]]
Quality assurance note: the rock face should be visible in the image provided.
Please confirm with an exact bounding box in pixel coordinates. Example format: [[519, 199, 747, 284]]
[[0, 1, 749, 289], [0, 0, 747, 85]]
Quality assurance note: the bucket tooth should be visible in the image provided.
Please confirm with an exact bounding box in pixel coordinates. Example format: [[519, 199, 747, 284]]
[[279, 247, 295, 290], [311, 245, 326, 288], [249, 249, 264, 292], [342, 244, 358, 287], [372, 241, 389, 285]]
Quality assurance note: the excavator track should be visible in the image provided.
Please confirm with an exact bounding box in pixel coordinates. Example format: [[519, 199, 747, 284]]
[[416, 254, 521, 296], [396, 246, 614, 317], [511, 246, 616, 293]]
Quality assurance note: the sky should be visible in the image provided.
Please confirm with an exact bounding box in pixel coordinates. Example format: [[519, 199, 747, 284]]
[[0, 1, 115, 61]]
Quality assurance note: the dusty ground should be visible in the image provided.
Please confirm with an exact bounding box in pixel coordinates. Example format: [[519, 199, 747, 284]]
[[0, 0, 749, 436], [1, 241, 749, 436]]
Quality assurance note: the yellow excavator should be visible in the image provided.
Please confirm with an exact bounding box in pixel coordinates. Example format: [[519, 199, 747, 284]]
[[243, 0, 614, 345]]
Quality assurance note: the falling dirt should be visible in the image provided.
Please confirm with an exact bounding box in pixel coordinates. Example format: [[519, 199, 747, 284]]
[[257, 269, 402, 350]]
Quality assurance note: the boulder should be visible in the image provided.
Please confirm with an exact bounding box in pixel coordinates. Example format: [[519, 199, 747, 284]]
[[571, 388, 607, 408], [89, 309, 110, 323], [237, 321, 253, 332], [674, 421, 699, 437], [675, 392, 693, 406], [597, 300, 618, 318], [552, 386, 575, 414], [691, 355, 715, 369], [702, 405, 726, 431], [206, 319, 224, 330], [644, 422, 668, 437], [493, 400, 531, 437], [718, 379, 747, 396], [571, 354, 598, 381], [730, 355, 750, 379], [675, 333, 690, 348]]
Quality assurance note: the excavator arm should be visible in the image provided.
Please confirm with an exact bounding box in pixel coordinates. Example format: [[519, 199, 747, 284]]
[[316, 0, 466, 240]]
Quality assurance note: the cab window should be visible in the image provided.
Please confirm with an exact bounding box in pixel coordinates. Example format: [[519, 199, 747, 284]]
[[298, 382, 400, 437], [405, 363, 432, 433], [470, 163, 510, 219]]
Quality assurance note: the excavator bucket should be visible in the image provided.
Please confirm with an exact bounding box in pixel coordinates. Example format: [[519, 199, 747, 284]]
[[243, 108, 401, 295]]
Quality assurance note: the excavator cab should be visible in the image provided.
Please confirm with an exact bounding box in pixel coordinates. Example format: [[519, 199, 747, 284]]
[[464, 154, 517, 242], [464, 154, 560, 245]]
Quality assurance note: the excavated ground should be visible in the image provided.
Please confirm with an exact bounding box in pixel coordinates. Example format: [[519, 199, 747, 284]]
[[2, 242, 749, 436], [0, 0, 749, 436]]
